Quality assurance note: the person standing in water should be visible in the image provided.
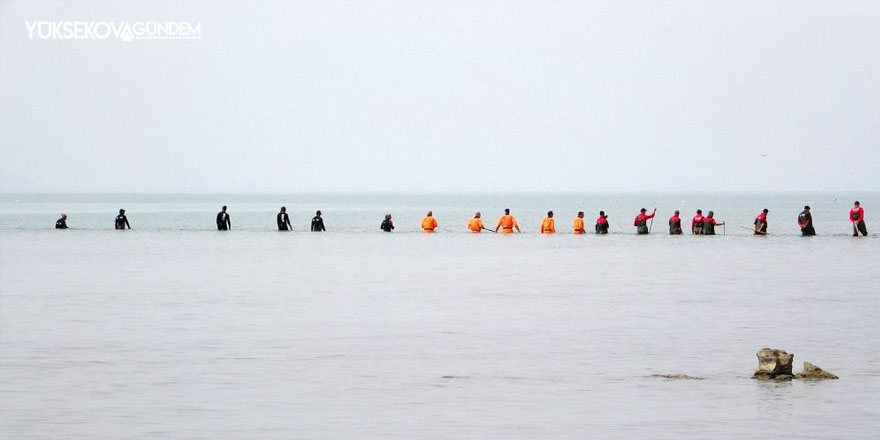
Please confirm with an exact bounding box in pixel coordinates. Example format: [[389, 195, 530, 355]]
[[691, 209, 704, 235], [55, 213, 68, 229], [798, 206, 815, 236], [115, 209, 131, 230], [850, 201, 868, 236], [754, 209, 769, 234], [277, 207, 292, 231], [595, 211, 609, 234], [421, 211, 438, 233], [633, 208, 656, 234], [702, 211, 725, 235], [540, 211, 556, 234], [669, 210, 683, 235], [380, 214, 394, 232], [495, 209, 521, 234], [311, 210, 326, 232], [468, 212, 484, 233], [572, 211, 586, 234], [216, 206, 231, 231]]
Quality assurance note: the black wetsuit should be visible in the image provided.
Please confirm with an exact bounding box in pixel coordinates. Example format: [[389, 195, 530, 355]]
[[55, 218, 68, 229], [277, 212, 291, 231], [669, 217, 682, 235], [799, 211, 815, 236], [115, 215, 129, 229], [595, 218, 609, 234], [754, 216, 768, 234], [380, 219, 394, 232], [703, 219, 716, 235], [216, 211, 230, 230], [311, 216, 325, 232]]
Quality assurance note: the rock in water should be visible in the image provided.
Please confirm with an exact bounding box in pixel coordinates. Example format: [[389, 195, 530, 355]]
[[795, 362, 839, 380], [753, 348, 795, 380]]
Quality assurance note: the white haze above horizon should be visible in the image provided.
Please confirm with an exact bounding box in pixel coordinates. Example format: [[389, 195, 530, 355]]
[[1, 0, 878, 193]]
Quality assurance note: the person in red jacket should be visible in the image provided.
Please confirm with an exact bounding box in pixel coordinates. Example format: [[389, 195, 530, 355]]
[[754, 209, 769, 235], [691, 209, 705, 235], [850, 201, 868, 236], [595, 211, 609, 234], [633, 208, 656, 234], [668, 210, 683, 235]]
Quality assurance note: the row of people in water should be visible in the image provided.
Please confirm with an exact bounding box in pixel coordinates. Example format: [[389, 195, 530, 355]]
[[55, 201, 869, 237]]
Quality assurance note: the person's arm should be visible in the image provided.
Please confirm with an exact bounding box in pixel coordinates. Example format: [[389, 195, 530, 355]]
[[126, 218, 131, 229], [227, 215, 231, 230], [321, 219, 326, 231], [495, 219, 501, 233], [515, 219, 521, 233]]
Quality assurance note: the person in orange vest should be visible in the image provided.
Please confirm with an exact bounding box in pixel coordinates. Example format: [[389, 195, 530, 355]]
[[421, 211, 438, 233], [572, 211, 586, 234], [495, 208, 521, 234], [468, 212, 484, 233], [541, 211, 556, 234]]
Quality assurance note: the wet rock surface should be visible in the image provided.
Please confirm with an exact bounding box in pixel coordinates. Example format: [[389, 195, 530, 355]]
[[753, 348, 794, 380], [795, 362, 839, 380]]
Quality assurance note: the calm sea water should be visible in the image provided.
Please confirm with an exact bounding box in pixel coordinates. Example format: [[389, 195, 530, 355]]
[[1, 193, 878, 439]]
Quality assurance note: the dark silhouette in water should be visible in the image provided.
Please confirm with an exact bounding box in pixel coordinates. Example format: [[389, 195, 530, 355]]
[[55, 213, 68, 229], [277, 207, 292, 231], [115, 209, 131, 230], [217, 206, 231, 231]]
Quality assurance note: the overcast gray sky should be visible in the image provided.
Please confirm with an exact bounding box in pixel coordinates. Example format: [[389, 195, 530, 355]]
[[1, 0, 878, 193]]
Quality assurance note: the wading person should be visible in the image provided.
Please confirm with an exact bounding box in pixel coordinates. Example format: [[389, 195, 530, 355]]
[[216, 206, 231, 230], [540, 211, 556, 234], [311, 210, 326, 232], [702, 211, 724, 235], [421, 211, 438, 233], [277, 207, 292, 231], [669, 210, 683, 235], [115, 209, 131, 230], [798, 206, 815, 236], [691, 209, 704, 235], [495, 208, 521, 234], [573, 211, 586, 234], [633, 208, 656, 234], [595, 211, 609, 234], [468, 212, 484, 233], [850, 201, 868, 236], [55, 213, 68, 229], [380, 214, 394, 232], [754, 209, 769, 234]]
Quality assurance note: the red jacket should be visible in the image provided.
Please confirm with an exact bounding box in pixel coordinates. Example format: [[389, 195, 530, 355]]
[[850, 207, 865, 222], [633, 212, 655, 226]]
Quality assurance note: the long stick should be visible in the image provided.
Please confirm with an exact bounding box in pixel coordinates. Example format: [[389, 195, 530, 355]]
[[648, 209, 655, 233], [482, 227, 497, 233]]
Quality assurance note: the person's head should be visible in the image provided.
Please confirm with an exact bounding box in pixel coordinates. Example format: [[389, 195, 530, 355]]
[[221, 205, 227, 212], [578, 211, 584, 218], [763, 209, 769, 214], [707, 211, 714, 217], [385, 214, 391, 220], [119, 209, 125, 215], [427, 211, 433, 216], [61, 213, 67, 219], [674, 210, 680, 215], [547, 211, 553, 217], [316, 210, 322, 216], [281, 206, 286, 213], [474, 212, 481, 218], [599, 210, 605, 217], [696, 209, 702, 215], [855, 201, 860, 206], [640, 208, 646, 213], [504, 208, 510, 215], [804, 205, 810, 211]]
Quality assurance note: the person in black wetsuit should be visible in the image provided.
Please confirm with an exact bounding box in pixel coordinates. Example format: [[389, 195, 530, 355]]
[[595, 211, 609, 234], [381, 214, 394, 232], [216, 206, 231, 230], [311, 210, 325, 232], [115, 209, 131, 230], [277, 207, 292, 231], [55, 213, 68, 229], [702, 211, 725, 235], [798, 205, 815, 236]]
